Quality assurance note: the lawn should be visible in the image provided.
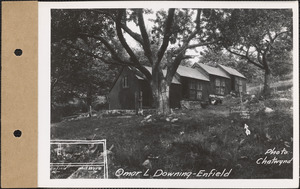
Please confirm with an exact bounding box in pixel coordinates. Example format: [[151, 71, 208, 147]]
[[51, 89, 293, 179]]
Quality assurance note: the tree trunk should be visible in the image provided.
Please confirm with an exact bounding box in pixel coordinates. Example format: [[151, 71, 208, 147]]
[[151, 67, 171, 115], [263, 68, 271, 98], [158, 81, 170, 115], [151, 82, 171, 115]]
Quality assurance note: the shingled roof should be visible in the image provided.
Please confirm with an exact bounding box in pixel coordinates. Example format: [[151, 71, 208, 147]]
[[218, 65, 246, 79], [176, 65, 209, 81], [137, 66, 181, 84], [134, 66, 209, 84], [195, 63, 230, 79], [194, 63, 230, 78]]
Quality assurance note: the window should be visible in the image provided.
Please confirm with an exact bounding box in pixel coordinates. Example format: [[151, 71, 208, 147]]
[[235, 77, 243, 92], [220, 79, 225, 95], [196, 82, 203, 99], [215, 78, 225, 95], [122, 76, 129, 88], [189, 80, 202, 100], [239, 79, 243, 92]]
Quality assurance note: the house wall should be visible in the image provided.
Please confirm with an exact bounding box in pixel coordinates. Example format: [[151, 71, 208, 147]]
[[109, 65, 237, 110], [138, 81, 182, 109], [242, 78, 247, 93], [231, 76, 247, 94], [208, 75, 231, 96], [138, 80, 153, 108], [138, 80, 182, 109], [193, 65, 231, 96], [230, 75, 235, 92], [180, 77, 210, 101], [170, 84, 182, 108], [108, 67, 140, 109], [109, 67, 182, 110]]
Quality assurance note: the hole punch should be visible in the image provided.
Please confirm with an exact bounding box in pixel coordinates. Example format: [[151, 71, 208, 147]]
[[13, 130, 22, 137], [14, 49, 23, 56]]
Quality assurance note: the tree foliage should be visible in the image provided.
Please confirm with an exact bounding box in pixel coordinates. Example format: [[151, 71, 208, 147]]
[[51, 8, 293, 114], [199, 48, 263, 83], [51, 8, 223, 114], [51, 38, 119, 109], [219, 9, 293, 97]]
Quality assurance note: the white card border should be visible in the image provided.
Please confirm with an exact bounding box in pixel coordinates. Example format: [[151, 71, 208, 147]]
[[38, 1, 299, 188]]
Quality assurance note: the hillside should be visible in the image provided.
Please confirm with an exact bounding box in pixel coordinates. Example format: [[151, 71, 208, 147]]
[[51, 81, 293, 179]]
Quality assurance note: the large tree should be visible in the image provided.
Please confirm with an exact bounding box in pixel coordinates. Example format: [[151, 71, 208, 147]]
[[51, 38, 119, 113], [219, 9, 293, 97], [52, 9, 222, 114]]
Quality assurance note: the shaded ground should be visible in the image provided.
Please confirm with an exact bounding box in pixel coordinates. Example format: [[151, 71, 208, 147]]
[[247, 79, 293, 94], [51, 87, 293, 179]]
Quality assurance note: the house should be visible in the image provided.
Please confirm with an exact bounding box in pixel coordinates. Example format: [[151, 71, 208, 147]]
[[193, 63, 231, 97], [108, 66, 181, 110], [176, 65, 210, 102], [108, 63, 246, 110], [217, 64, 247, 94], [108, 65, 210, 110]]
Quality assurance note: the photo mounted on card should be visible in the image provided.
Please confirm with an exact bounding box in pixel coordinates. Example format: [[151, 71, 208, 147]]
[[38, 1, 299, 188]]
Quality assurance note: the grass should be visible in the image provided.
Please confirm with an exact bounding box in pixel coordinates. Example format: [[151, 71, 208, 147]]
[[51, 79, 293, 179], [247, 78, 293, 95], [51, 88, 293, 179]]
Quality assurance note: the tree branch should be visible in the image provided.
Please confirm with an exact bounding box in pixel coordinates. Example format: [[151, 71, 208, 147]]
[[62, 41, 131, 66], [187, 40, 217, 49], [226, 47, 264, 69], [256, 51, 263, 64], [116, 10, 140, 65], [274, 31, 288, 40], [104, 11, 145, 45], [165, 9, 203, 84], [116, 9, 152, 80], [185, 9, 202, 43], [165, 9, 203, 82], [120, 22, 144, 45], [155, 8, 175, 68], [137, 9, 153, 65], [79, 33, 124, 63]]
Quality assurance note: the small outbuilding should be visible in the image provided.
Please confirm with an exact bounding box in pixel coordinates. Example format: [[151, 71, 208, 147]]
[[108, 65, 210, 110], [193, 63, 231, 96], [218, 64, 247, 94], [176, 65, 210, 102], [108, 63, 247, 110]]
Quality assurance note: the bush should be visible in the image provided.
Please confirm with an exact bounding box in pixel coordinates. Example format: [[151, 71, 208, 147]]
[[51, 106, 62, 123], [94, 103, 109, 111], [51, 102, 88, 123]]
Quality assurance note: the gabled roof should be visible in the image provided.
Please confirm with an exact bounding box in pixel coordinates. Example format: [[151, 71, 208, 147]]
[[195, 63, 230, 79], [218, 64, 246, 79], [135, 66, 209, 83], [138, 66, 181, 84], [176, 65, 209, 81], [109, 66, 125, 93]]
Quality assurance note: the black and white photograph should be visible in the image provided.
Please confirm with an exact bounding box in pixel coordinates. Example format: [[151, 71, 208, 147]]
[[38, 1, 298, 187]]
